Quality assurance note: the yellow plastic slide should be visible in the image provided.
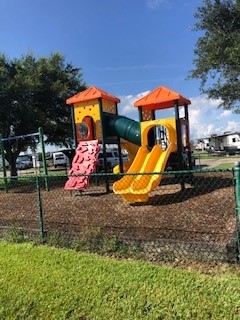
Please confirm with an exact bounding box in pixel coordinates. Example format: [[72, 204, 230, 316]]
[[113, 143, 175, 202], [113, 145, 150, 195], [113, 141, 140, 174]]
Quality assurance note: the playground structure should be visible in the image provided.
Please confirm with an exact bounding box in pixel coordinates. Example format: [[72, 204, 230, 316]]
[[64, 85, 192, 202]]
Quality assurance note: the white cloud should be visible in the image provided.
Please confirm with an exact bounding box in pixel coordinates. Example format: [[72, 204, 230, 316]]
[[178, 95, 224, 139], [217, 110, 232, 119], [118, 90, 150, 119], [189, 95, 221, 110], [118, 92, 240, 141], [188, 96, 240, 139], [146, 0, 169, 9], [224, 121, 239, 132]]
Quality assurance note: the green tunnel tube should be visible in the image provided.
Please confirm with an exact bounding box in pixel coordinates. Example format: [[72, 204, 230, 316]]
[[103, 113, 141, 146]]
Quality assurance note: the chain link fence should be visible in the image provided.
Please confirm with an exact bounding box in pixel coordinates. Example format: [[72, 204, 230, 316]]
[[0, 168, 239, 263]]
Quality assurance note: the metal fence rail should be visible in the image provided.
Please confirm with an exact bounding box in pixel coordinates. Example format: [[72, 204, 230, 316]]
[[0, 168, 239, 263]]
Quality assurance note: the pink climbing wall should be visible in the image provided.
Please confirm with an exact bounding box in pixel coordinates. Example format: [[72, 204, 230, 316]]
[[64, 140, 100, 190]]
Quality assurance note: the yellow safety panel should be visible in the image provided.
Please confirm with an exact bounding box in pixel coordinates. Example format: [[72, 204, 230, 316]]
[[73, 99, 100, 124], [141, 118, 176, 147]]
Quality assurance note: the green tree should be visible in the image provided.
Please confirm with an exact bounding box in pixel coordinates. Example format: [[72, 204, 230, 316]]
[[190, 0, 240, 111], [0, 53, 86, 176]]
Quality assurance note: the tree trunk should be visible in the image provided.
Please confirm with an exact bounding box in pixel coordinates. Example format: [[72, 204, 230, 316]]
[[4, 139, 28, 177], [5, 146, 19, 177], [10, 164, 18, 177], [9, 153, 18, 177]]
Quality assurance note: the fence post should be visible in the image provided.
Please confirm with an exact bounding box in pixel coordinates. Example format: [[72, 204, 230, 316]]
[[38, 127, 49, 191], [0, 134, 8, 193], [234, 162, 240, 261], [36, 176, 45, 239]]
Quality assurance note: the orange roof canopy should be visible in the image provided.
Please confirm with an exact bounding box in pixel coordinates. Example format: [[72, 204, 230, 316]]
[[66, 86, 120, 105], [134, 86, 191, 110]]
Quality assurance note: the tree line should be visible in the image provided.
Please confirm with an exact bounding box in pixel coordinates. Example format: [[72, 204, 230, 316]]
[[0, 53, 86, 176]]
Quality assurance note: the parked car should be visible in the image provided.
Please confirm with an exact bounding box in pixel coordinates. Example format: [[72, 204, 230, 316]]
[[97, 149, 128, 171], [53, 152, 69, 168], [16, 155, 33, 170], [16, 161, 27, 170]]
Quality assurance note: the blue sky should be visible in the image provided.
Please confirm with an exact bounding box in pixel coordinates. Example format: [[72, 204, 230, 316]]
[[1, 0, 239, 140]]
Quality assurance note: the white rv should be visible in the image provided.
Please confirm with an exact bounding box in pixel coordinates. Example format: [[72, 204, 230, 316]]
[[196, 132, 240, 154], [195, 138, 210, 151]]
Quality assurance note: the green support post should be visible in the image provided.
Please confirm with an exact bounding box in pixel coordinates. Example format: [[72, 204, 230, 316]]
[[184, 104, 193, 170], [115, 102, 123, 173], [138, 106, 143, 122], [0, 134, 8, 193], [36, 176, 45, 239], [38, 127, 49, 191], [234, 161, 240, 261], [98, 98, 110, 193], [71, 105, 78, 149], [174, 100, 185, 191]]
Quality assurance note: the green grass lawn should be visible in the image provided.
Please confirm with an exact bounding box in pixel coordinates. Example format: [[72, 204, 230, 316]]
[[214, 163, 235, 169], [0, 242, 240, 319], [193, 151, 212, 159], [194, 151, 240, 160]]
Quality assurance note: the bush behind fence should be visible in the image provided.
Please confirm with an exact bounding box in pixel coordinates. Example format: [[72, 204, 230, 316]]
[[0, 168, 239, 263]]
